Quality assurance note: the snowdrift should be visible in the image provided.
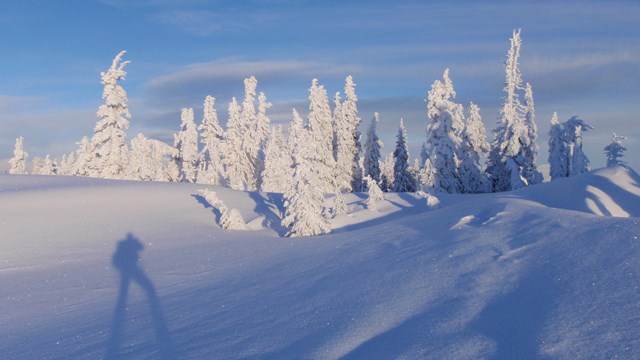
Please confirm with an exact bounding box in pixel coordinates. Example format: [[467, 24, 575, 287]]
[[1, 166, 639, 359]]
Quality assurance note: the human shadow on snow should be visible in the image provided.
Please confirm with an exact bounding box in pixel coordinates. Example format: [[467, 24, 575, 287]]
[[105, 233, 175, 359]]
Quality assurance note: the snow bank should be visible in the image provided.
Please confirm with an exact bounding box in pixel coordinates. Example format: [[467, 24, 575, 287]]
[[1, 167, 639, 359]]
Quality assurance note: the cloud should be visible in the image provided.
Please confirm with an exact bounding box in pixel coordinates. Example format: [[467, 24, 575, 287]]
[[148, 10, 223, 36]]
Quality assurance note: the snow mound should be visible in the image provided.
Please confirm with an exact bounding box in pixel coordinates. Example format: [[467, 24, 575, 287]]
[[511, 165, 640, 218], [1, 168, 639, 359]]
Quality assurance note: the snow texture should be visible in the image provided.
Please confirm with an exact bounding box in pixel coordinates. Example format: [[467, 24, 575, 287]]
[[1, 166, 640, 359]]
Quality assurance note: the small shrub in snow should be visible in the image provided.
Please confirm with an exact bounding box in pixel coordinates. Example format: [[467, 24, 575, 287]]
[[8, 136, 28, 174], [198, 188, 247, 230], [416, 190, 440, 209], [333, 191, 348, 216], [365, 175, 384, 210]]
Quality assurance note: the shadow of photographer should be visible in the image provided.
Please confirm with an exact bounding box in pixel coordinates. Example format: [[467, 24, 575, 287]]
[[105, 233, 174, 359]]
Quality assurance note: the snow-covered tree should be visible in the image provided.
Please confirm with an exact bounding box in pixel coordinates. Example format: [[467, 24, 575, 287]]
[[255, 92, 272, 190], [548, 112, 568, 180], [92, 50, 131, 179], [31, 156, 44, 175], [333, 76, 363, 192], [281, 108, 331, 237], [8, 136, 28, 174], [365, 175, 384, 210], [260, 126, 291, 193], [58, 152, 76, 176], [486, 29, 541, 192], [307, 79, 337, 193], [199, 95, 225, 185], [240, 76, 259, 190], [565, 116, 592, 176], [363, 112, 383, 184], [198, 188, 247, 230], [42, 155, 56, 175], [380, 152, 395, 192], [222, 97, 253, 190], [75, 136, 98, 177], [128, 133, 158, 181], [521, 83, 543, 185], [604, 133, 627, 167], [392, 119, 417, 192], [173, 108, 199, 183], [459, 103, 490, 193], [332, 190, 348, 216], [423, 69, 465, 193]]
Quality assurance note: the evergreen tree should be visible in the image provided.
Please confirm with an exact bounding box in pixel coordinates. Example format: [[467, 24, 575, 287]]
[[42, 155, 56, 175], [222, 97, 252, 190], [260, 126, 291, 193], [92, 50, 131, 179], [604, 133, 627, 167], [174, 108, 199, 183], [486, 29, 540, 192], [392, 119, 417, 192], [548, 112, 569, 180], [199, 95, 225, 185], [423, 69, 465, 193], [128, 133, 157, 181], [75, 136, 98, 177], [240, 76, 259, 190], [332, 190, 348, 216], [363, 112, 383, 184], [255, 92, 272, 190], [8, 136, 28, 174], [281, 108, 331, 237], [365, 175, 384, 210], [565, 116, 592, 176], [307, 79, 337, 193], [333, 76, 363, 192], [521, 83, 543, 185], [459, 103, 490, 193], [31, 156, 44, 175], [380, 152, 395, 192]]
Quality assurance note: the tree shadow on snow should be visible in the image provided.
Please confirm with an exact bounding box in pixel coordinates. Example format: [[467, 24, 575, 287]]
[[105, 233, 175, 359], [249, 192, 287, 236], [191, 194, 223, 220]]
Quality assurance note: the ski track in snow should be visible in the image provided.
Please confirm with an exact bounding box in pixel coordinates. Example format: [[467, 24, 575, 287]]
[[1, 166, 640, 359]]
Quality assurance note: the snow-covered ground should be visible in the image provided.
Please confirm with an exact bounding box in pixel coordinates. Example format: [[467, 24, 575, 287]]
[[1, 166, 639, 359]]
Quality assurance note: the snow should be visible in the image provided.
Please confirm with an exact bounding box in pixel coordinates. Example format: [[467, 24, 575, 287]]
[[1, 166, 640, 359]]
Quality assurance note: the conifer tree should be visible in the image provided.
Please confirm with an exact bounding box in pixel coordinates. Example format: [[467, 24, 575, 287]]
[[380, 152, 395, 192], [260, 126, 291, 193], [92, 50, 131, 179], [222, 98, 252, 190], [486, 29, 540, 191], [565, 116, 592, 176], [423, 69, 465, 193], [199, 95, 225, 185], [333, 76, 363, 192], [75, 136, 98, 177], [255, 92, 272, 190], [31, 156, 44, 175], [548, 112, 568, 180], [307, 79, 337, 193], [521, 83, 543, 185], [42, 155, 56, 175], [363, 112, 383, 184], [332, 190, 348, 216], [365, 175, 384, 210], [8, 136, 28, 174], [604, 133, 627, 167], [174, 108, 199, 183], [240, 76, 259, 190], [128, 133, 158, 181], [459, 103, 490, 193], [282, 108, 331, 237], [392, 119, 417, 192]]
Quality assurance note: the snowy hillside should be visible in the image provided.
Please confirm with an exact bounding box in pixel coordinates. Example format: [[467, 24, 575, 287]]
[[1, 166, 639, 359]]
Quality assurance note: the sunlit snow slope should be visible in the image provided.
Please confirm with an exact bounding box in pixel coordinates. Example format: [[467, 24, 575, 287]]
[[1, 166, 639, 359]]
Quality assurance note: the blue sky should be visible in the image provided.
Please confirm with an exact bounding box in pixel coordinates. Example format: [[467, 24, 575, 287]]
[[1, 0, 638, 172]]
